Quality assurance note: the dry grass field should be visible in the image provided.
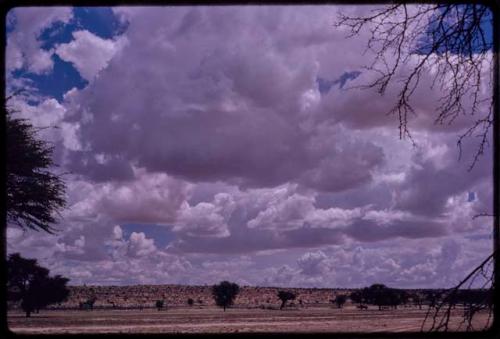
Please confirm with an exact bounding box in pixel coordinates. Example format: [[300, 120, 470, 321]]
[[8, 305, 491, 334]]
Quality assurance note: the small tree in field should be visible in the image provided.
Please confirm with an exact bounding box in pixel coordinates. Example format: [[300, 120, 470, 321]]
[[212, 281, 240, 311], [187, 298, 194, 306], [334, 294, 347, 308], [155, 299, 164, 311], [7, 253, 70, 317], [79, 296, 97, 310], [412, 292, 423, 310], [349, 290, 365, 306], [277, 290, 296, 310]]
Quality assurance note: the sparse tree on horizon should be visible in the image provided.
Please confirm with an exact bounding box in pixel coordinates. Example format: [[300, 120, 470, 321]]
[[277, 290, 296, 310], [333, 294, 347, 309], [79, 296, 97, 311], [155, 299, 164, 311], [212, 281, 240, 312]]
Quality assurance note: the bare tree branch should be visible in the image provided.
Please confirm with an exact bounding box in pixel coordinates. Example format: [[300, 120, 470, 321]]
[[336, 4, 493, 169]]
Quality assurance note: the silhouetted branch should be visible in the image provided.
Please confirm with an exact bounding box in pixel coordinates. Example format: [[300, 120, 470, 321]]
[[421, 251, 494, 332], [336, 4, 493, 168]]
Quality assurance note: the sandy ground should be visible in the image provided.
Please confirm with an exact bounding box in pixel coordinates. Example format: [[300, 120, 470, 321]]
[[7, 306, 492, 334]]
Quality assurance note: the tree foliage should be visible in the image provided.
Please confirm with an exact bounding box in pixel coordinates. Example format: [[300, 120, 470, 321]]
[[7, 253, 70, 317], [79, 296, 97, 310], [277, 290, 296, 310], [333, 294, 347, 308], [349, 290, 365, 306], [356, 284, 405, 310], [155, 299, 165, 311], [212, 281, 240, 311], [5, 101, 66, 233]]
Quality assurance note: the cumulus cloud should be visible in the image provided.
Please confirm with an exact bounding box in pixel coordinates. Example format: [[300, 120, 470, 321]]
[[173, 193, 235, 237], [55, 30, 128, 81], [297, 250, 329, 275], [65, 169, 190, 225], [127, 232, 157, 257], [394, 142, 491, 217], [6, 7, 73, 74], [61, 7, 385, 192], [6, 6, 494, 288]]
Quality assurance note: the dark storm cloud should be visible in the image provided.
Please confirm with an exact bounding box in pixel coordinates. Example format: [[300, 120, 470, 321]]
[[66, 151, 135, 182], [167, 226, 346, 254], [344, 218, 448, 243]]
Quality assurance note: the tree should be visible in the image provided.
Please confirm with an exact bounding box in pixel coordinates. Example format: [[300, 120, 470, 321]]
[[277, 290, 296, 310], [333, 294, 347, 308], [412, 292, 424, 309], [212, 281, 240, 312], [7, 253, 70, 317], [155, 299, 164, 311], [361, 284, 403, 310], [187, 298, 194, 306], [79, 296, 97, 310], [349, 290, 365, 306], [5, 100, 66, 233]]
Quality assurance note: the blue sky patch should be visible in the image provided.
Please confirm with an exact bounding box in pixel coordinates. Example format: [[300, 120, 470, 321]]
[[39, 20, 78, 51], [415, 5, 492, 55], [9, 7, 128, 102], [121, 223, 176, 249], [73, 7, 128, 39], [20, 54, 88, 102], [6, 9, 16, 33], [317, 70, 361, 94], [39, 7, 127, 51]]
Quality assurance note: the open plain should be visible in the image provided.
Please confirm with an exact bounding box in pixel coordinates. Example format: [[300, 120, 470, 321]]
[[7, 285, 492, 334], [8, 305, 491, 334]]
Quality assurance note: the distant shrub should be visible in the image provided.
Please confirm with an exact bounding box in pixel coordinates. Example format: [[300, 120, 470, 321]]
[[334, 295, 347, 308], [187, 298, 194, 306], [277, 291, 296, 310], [212, 281, 240, 312], [155, 299, 164, 311]]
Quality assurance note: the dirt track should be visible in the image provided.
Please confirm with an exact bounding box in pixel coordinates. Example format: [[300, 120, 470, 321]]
[[8, 306, 492, 334]]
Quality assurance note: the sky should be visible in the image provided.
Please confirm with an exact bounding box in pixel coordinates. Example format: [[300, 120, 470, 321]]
[[5, 6, 494, 288]]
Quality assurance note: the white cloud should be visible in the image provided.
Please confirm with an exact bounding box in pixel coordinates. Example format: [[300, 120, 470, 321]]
[[56, 30, 128, 81], [173, 192, 235, 237], [128, 232, 157, 257], [6, 7, 73, 74]]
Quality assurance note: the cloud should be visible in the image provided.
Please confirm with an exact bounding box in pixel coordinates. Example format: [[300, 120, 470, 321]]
[[55, 30, 128, 81], [394, 141, 491, 217], [297, 250, 328, 275], [5, 6, 494, 288], [66, 169, 190, 225], [127, 232, 157, 257], [6, 7, 73, 74], [61, 7, 385, 193], [173, 193, 235, 237]]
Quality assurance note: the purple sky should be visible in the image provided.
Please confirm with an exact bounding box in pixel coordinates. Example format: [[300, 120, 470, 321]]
[[5, 6, 494, 288]]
